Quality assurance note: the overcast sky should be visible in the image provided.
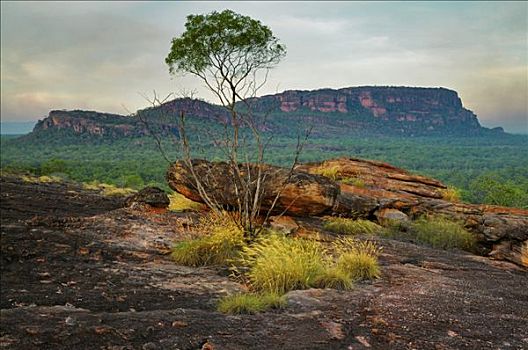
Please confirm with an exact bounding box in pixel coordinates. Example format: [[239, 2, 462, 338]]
[[1, 1, 527, 132]]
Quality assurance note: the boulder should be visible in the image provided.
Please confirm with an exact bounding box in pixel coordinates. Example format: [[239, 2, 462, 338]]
[[166, 159, 340, 217], [125, 187, 170, 208]]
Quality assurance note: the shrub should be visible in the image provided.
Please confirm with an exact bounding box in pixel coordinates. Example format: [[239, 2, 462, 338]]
[[333, 238, 381, 281], [172, 212, 245, 266], [217, 292, 285, 314], [236, 233, 381, 294], [441, 186, 461, 202], [237, 233, 327, 294], [323, 217, 382, 236], [410, 215, 476, 251], [168, 192, 204, 212]]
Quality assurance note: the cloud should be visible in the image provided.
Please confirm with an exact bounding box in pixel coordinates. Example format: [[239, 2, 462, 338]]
[[1, 1, 526, 133]]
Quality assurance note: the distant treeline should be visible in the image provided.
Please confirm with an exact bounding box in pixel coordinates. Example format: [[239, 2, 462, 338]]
[[1, 133, 527, 209]]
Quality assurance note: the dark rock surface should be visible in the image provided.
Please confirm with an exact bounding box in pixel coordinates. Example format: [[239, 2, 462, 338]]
[[125, 186, 170, 209], [1, 175, 527, 349]]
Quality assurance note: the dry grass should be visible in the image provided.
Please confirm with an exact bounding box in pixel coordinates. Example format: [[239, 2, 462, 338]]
[[82, 181, 136, 197], [217, 293, 286, 314], [236, 233, 382, 295], [237, 233, 327, 294], [171, 212, 245, 266], [333, 238, 382, 281], [168, 192, 204, 212], [20, 174, 62, 184], [323, 217, 382, 236]]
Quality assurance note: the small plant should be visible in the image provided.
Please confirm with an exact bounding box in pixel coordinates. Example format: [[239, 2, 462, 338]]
[[168, 192, 204, 212], [410, 215, 476, 251], [313, 166, 340, 180], [313, 267, 354, 290], [236, 233, 327, 294], [333, 238, 382, 281], [323, 217, 382, 236], [172, 212, 245, 266], [441, 186, 462, 202], [217, 292, 285, 314]]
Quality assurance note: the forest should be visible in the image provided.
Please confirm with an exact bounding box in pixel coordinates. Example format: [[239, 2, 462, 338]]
[[2, 131, 527, 209]]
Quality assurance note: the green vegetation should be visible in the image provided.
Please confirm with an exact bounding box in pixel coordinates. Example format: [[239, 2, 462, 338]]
[[2, 133, 527, 208], [237, 233, 381, 295], [171, 212, 245, 266], [237, 233, 327, 294], [334, 238, 382, 280], [384, 215, 476, 251], [323, 217, 383, 235], [217, 292, 286, 314]]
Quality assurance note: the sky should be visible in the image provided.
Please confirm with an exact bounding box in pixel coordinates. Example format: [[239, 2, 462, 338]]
[[1, 1, 527, 133]]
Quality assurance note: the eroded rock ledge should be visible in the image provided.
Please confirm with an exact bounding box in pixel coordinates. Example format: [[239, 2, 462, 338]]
[[167, 157, 528, 267]]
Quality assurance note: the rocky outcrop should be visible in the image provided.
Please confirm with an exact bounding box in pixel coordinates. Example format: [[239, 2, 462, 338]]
[[168, 158, 527, 267], [299, 158, 528, 267]]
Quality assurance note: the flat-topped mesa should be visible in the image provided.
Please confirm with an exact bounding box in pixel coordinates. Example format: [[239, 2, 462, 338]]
[[250, 86, 486, 135], [167, 157, 527, 267]]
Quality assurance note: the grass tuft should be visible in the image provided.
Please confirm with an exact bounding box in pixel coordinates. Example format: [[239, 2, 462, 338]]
[[323, 217, 382, 236], [333, 238, 382, 281], [313, 267, 354, 290], [217, 293, 285, 314], [236, 233, 382, 294], [410, 215, 476, 250], [168, 192, 204, 212], [172, 212, 245, 266], [237, 233, 326, 295]]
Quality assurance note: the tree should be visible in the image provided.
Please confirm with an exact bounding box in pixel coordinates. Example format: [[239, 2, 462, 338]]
[[165, 10, 304, 237]]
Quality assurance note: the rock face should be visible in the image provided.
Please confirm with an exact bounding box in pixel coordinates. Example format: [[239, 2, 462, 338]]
[[166, 159, 340, 217], [168, 158, 527, 267], [250, 86, 493, 136], [28, 87, 502, 140]]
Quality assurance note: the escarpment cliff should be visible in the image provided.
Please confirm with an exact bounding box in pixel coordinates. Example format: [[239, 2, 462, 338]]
[[27, 86, 501, 139]]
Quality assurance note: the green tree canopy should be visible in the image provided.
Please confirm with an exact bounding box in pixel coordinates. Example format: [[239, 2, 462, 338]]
[[165, 9, 286, 105]]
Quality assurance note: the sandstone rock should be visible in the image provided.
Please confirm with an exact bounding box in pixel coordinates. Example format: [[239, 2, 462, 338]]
[[375, 208, 409, 223], [166, 160, 340, 217], [269, 216, 299, 234], [125, 187, 170, 208]]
